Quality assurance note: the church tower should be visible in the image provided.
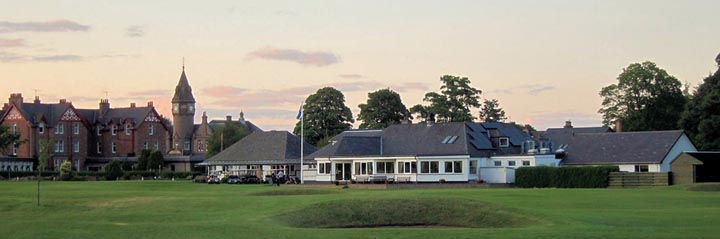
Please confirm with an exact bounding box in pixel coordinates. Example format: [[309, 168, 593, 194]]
[[171, 65, 196, 154]]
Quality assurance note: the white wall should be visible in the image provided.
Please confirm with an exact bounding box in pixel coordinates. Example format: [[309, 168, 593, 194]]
[[618, 164, 661, 172], [479, 167, 515, 183]]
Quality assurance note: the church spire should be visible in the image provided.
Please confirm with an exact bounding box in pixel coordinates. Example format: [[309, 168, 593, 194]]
[[172, 62, 195, 103]]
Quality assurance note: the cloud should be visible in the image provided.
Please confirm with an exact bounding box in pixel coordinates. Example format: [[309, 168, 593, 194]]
[[32, 54, 83, 62], [246, 47, 340, 66], [0, 20, 90, 33], [0, 52, 84, 62], [490, 84, 557, 96], [338, 74, 364, 79], [127, 89, 169, 97], [202, 86, 247, 98], [524, 111, 602, 130], [0, 38, 25, 48], [125, 25, 145, 38]]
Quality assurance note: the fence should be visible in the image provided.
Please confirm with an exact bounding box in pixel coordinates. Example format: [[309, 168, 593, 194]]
[[608, 172, 669, 187]]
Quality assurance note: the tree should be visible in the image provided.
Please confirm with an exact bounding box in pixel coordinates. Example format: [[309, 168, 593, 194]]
[[293, 87, 354, 146], [59, 160, 73, 181], [36, 139, 52, 207], [137, 149, 152, 170], [104, 160, 123, 180], [478, 99, 507, 122], [206, 121, 250, 157], [598, 61, 686, 131], [415, 75, 482, 122], [147, 150, 164, 172], [409, 104, 433, 123], [357, 89, 409, 129], [0, 125, 24, 155], [680, 60, 720, 150]]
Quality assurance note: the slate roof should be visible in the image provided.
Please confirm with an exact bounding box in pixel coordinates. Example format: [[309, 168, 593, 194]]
[[541, 126, 613, 149], [208, 119, 262, 132], [172, 70, 195, 103], [560, 130, 686, 165], [99, 107, 153, 125], [309, 122, 533, 159], [12, 102, 72, 126], [204, 131, 316, 165]]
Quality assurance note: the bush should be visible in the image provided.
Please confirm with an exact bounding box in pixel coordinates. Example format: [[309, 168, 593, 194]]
[[515, 166, 619, 188], [221, 177, 229, 184], [59, 160, 74, 181], [104, 160, 124, 180]]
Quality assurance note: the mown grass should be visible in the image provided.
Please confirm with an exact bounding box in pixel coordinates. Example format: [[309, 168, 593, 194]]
[[250, 188, 340, 196], [0, 181, 719, 239], [278, 198, 535, 228], [687, 183, 720, 191]]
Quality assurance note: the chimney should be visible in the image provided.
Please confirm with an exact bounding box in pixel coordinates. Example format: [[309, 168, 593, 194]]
[[59, 99, 67, 104], [33, 96, 41, 104], [130, 103, 136, 108], [614, 120, 622, 133], [9, 93, 23, 108], [239, 111, 246, 123], [427, 114, 436, 127], [226, 115, 232, 121], [564, 120, 573, 128], [99, 99, 110, 116], [202, 112, 208, 124], [147, 101, 154, 107]]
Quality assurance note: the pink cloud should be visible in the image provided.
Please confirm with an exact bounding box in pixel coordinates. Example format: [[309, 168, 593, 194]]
[[246, 47, 340, 66], [202, 86, 246, 98], [0, 20, 90, 33]]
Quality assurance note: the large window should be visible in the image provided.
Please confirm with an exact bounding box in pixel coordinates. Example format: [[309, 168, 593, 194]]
[[376, 162, 394, 174], [55, 123, 64, 135], [183, 141, 190, 151], [354, 162, 373, 175], [54, 140, 64, 152], [398, 161, 417, 174], [318, 162, 332, 174], [444, 161, 463, 173], [73, 122, 79, 135], [634, 165, 649, 172], [420, 161, 439, 174], [73, 140, 79, 153]]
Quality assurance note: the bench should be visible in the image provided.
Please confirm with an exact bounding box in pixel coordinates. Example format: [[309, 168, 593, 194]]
[[355, 176, 370, 183], [370, 175, 387, 183], [396, 176, 411, 183]]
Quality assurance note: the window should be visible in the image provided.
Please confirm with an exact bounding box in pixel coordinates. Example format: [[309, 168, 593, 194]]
[[125, 124, 132, 135], [494, 161, 502, 166], [420, 161, 439, 174], [111, 142, 117, 154], [522, 160, 531, 166], [54, 140, 64, 152], [441, 136, 459, 144], [508, 161, 516, 166], [143, 141, 149, 149], [73, 140, 79, 153], [444, 161, 463, 173], [398, 161, 417, 174], [376, 162, 394, 174], [73, 122, 79, 135], [634, 165, 649, 172], [499, 137, 510, 147], [55, 123, 64, 134], [96, 126, 102, 136], [97, 142, 102, 153], [354, 162, 373, 175], [73, 159, 80, 171], [183, 141, 190, 151], [12, 123, 17, 134], [469, 160, 477, 174], [111, 125, 117, 135], [148, 124, 154, 135], [12, 143, 17, 156], [39, 123, 45, 134], [318, 162, 332, 174], [154, 141, 159, 150]]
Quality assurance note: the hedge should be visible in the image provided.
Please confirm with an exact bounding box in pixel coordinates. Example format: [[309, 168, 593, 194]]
[[1, 170, 201, 180], [515, 166, 619, 188]]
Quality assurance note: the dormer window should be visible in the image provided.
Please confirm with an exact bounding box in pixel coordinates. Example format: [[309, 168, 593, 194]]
[[499, 137, 510, 148], [39, 123, 45, 134], [125, 123, 132, 135], [148, 124, 154, 135], [111, 125, 117, 135], [442, 136, 459, 144], [55, 123, 64, 135]]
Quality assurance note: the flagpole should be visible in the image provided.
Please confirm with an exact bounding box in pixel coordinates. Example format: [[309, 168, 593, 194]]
[[300, 102, 304, 184]]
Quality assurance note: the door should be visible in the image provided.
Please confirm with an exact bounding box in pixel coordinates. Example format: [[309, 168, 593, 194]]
[[335, 163, 352, 181]]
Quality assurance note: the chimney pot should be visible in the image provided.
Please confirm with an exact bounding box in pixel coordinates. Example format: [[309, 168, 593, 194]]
[[59, 99, 67, 104], [130, 103, 136, 108], [614, 120, 622, 133], [226, 115, 232, 121], [564, 120, 573, 128], [33, 96, 40, 104], [147, 101, 153, 107]]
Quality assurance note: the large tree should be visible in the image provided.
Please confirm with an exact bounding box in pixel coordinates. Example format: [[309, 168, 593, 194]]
[[0, 125, 23, 155], [357, 89, 409, 129], [413, 75, 482, 123], [206, 121, 250, 158], [598, 61, 686, 131], [478, 99, 507, 122], [680, 59, 720, 150], [294, 87, 354, 146]]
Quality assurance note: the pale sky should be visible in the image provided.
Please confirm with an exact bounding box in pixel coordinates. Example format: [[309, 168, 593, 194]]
[[1, 0, 718, 131]]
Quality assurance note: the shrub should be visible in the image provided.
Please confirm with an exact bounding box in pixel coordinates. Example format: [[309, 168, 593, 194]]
[[59, 160, 74, 181], [220, 177, 229, 184], [516, 166, 618, 188], [104, 160, 124, 180]]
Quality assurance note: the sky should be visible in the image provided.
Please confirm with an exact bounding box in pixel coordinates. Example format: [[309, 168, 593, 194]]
[[1, 0, 718, 131]]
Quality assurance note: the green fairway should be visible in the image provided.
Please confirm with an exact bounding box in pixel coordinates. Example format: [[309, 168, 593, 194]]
[[1, 181, 719, 239]]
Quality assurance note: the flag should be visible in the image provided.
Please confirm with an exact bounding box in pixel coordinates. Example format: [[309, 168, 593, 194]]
[[296, 101, 303, 120]]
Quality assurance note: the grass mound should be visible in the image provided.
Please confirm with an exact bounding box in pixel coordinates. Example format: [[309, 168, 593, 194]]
[[277, 198, 534, 228], [252, 188, 339, 196], [687, 183, 720, 192]]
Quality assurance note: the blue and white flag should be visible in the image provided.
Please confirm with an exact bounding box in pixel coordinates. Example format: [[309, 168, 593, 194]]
[[296, 101, 303, 120]]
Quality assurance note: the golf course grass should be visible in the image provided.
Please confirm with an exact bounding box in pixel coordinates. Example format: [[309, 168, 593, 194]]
[[1, 181, 719, 239]]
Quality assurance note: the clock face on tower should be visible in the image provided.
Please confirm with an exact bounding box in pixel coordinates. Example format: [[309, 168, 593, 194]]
[[188, 105, 195, 113], [172, 103, 179, 114]]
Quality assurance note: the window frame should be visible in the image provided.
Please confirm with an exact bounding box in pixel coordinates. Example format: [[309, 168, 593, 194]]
[[148, 124, 154, 135], [634, 165, 649, 172], [499, 137, 510, 147], [508, 161, 516, 166], [111, 125, 117, 135], [522, 160, 531, 166], [73, 140, 80, 153], [111, 142, 117, 154], [494, 161, 502, 166], [55, 123, 64, 135], [125, 123, 132, 135], [73, 122, 79, 135]]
